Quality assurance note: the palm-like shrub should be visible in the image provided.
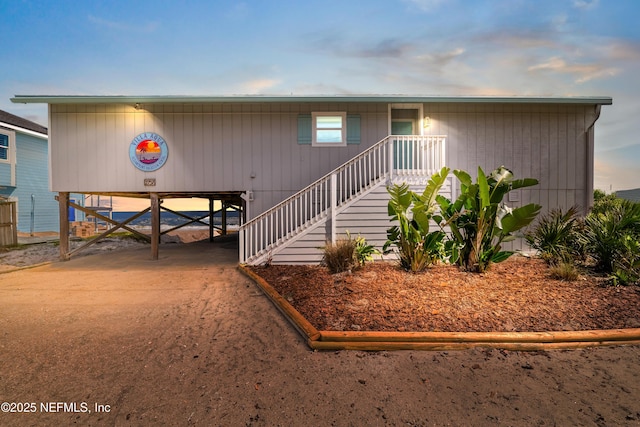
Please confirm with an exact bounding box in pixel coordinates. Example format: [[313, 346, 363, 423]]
[[580, 200, 640, 284], [525, 206, 581, 264]]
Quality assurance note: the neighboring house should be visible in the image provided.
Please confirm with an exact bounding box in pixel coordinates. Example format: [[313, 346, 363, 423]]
[[616, 188, 640, 203], [0, 109, 59, 233], [11, 95, 611, 262]]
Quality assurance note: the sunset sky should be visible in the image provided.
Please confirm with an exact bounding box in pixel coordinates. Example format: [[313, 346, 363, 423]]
[[2, 0, 638, 210]]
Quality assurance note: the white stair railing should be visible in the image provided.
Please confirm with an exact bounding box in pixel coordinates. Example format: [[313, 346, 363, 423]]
[[239, 135, 446, 263]]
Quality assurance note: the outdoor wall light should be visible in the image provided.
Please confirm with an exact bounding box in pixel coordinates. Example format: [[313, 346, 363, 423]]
[[134, 103, 141, 110], [423, 116, 431, 128]]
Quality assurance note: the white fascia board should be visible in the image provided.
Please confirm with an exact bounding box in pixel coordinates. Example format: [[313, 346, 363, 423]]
[[0, 122, 48, 139]]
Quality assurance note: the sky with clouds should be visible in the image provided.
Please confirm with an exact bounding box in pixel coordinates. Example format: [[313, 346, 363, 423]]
[[2, 0, 639, 195]]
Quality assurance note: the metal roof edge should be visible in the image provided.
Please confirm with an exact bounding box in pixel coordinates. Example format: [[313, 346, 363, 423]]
[[11, 94, 613, 105]]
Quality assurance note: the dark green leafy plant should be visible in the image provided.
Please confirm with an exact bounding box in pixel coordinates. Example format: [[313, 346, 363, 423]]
[[351, 232, 380, 267], [525, 206, 581, 265], [436, 166, 542, 273], [383, 167, 450, 272], [611, 235, 640, 285], [580, 199, 640, 284], [592, 189, 623, 215]]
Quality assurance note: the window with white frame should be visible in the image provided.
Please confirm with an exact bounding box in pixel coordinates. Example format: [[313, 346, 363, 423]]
[[312, 112, 347, 146], [0, 133, 9, 162]]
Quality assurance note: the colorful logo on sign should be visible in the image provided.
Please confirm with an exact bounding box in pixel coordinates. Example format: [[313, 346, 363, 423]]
[[129, 133, 168, 171]]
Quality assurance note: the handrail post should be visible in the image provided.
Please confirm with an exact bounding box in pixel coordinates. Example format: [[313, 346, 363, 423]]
[[330, 172, 337, 244], [388, 138, 394, 181], [239, 227, 245, 263]]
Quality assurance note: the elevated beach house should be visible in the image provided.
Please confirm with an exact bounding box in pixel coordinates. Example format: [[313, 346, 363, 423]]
[[0, 109, 58, 242], [11, 95, 611, 262]]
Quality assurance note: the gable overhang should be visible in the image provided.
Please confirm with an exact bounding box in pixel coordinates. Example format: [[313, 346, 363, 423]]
[[11, 94, 613, 106]]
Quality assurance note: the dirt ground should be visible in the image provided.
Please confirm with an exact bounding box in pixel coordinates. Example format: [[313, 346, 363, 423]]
[[1, 235, 640, 426]]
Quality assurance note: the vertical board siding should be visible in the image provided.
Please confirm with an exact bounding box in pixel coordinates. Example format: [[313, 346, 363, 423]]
[[50, 102, 390, 221], [423, 104, 593, 216], [51, 102, 595, 228]]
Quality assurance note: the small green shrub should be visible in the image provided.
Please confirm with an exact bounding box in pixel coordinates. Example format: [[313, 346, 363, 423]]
[[352, 233, 380, 267], [322, 236, 358, 274], [611, 234, 640, 286], [592, 189, 624, 215], [525, 206, 580, 265], [580, 200, 640, 275]]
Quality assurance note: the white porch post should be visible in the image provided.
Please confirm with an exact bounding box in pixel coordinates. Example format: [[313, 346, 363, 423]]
[[388, 140, 394, 181], [330, 172, 337, 244]]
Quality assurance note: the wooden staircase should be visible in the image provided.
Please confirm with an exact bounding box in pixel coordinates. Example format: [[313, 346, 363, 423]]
[[239, 135, 447, 265]]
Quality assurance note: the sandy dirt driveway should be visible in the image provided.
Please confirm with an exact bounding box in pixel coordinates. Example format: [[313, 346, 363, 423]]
[[1, 238, 639, 426]]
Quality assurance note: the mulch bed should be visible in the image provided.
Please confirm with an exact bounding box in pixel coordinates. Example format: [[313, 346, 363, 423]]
[[248, 256, 640, 333]]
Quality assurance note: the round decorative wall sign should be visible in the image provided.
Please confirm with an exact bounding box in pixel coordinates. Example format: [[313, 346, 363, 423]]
[[129, 132, 168, 171]]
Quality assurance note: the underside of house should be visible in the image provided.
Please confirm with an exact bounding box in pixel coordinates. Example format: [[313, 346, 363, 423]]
[[11, 95, 612, 263]]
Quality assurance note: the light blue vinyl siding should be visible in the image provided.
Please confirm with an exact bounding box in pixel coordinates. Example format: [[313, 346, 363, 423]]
[[13, 133, 59, 232], [0, 163, 10, 186]]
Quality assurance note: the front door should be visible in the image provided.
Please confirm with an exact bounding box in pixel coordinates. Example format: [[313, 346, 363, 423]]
[[391, 120, 414, 136], [391, 121, 415, 170]]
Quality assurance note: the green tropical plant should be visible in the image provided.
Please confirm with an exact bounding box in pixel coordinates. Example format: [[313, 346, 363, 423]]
[[383, 167, 450, 272], [435, 166, 542, 273], [525, 206, 581, 265], [580, 199, 640, 284], [611, 235, 640, 285], [592, 189, 623, 215], [351, 232, 380, 267]]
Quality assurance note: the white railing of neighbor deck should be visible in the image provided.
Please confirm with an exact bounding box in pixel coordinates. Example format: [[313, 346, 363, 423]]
[[239, 135, 446, 264]]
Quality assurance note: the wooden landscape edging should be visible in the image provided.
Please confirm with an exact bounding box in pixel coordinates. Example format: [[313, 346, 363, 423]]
[[238, 265, 321, 343], [238, 265, 640, 351]]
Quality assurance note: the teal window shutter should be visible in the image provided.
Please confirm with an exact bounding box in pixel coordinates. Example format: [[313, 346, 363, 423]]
[[297, 115, 312, 145], [347, 115, 361, 144]]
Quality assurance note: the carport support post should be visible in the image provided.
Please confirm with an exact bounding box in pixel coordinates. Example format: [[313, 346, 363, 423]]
[[58, 192, 70, 261], [221, 201, 227, 235], [208, 198, 215, 242], [151, 193, 160, 260]]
